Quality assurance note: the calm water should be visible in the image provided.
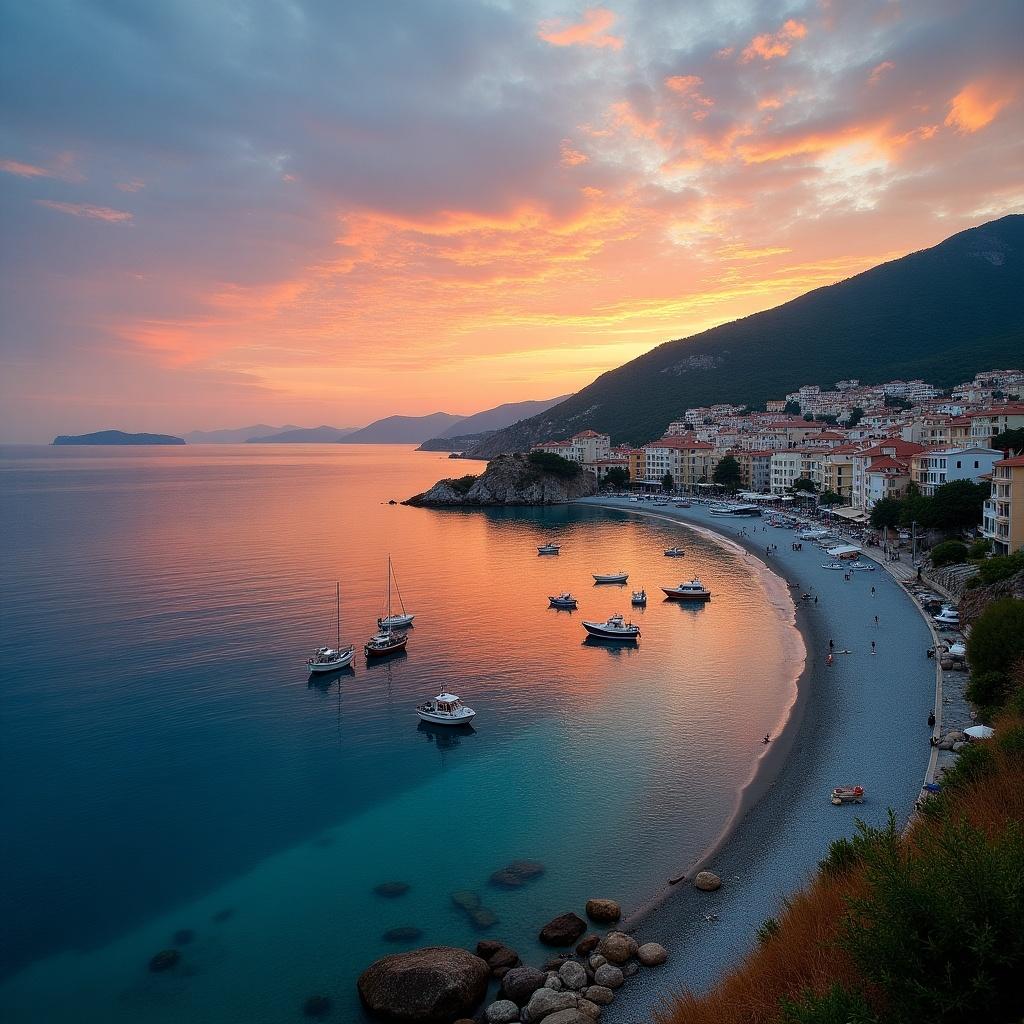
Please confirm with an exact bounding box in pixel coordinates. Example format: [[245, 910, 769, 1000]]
[[0, 445, 802, 1022]]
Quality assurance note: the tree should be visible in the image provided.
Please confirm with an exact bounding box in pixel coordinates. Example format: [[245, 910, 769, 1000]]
[[784, 400, 801, 415], [846, 406, 864, 427], [803, 412, 815, 422], [884, 395, 912, 409], [967, 598, 1024, 677], [792, 477, 817, 493], [992, 427, 1024, 454], [898, 482, 931, 529], [928, 479, 990, 533], [930, 540, 968, 567], [603, 466, 629, 489], [526, 451, 581, 479], [712, 455, 742, 491], [819, 490, 844, 506], [870, 497, 902, 529], [661, 472, 674, 492]]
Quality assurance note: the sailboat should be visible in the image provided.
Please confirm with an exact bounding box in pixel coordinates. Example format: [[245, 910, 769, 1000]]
[[365, 557, 409, 657], [307, 582, 355, 673], [377, 557, 415, 628]]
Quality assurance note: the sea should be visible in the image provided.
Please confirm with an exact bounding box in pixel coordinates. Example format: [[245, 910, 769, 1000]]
[[0, 444, 803, 1022]]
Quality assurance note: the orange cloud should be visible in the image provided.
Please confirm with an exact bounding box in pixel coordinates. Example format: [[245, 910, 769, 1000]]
[[740, 19, 807, 63], [538, 8, 623, 50], [665, 74, 714, 119], [34, 200, 133, 222], [560, 140, 589, 166], [944, 81, 1014, 133], [868, 60, 894, 86], [1, 158, 52, 178]]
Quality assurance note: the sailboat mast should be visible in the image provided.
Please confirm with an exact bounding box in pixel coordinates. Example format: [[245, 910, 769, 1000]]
[[387, 556, 393, 627], [336, 581, 341, 649]]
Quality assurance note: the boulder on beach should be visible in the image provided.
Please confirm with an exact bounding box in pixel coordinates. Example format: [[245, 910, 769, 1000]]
[[636, 942, 668, 966], [593, 964, 623, 990], [539, 912, 587, 946], [596, 932, 636, 966], [558, 960, 587, 991], [485, 999, 520, 1024], [357, 946, 490, 1023], [542, 1010, 590, 1024], [577, 998, 602, 1020], [500, 965, 546, 1006], [148, 949, 181, 973], [374, 882, 411, 898], [694, 870, 722, 892], [585, 899, 621, 924], [583, 985, 615, 1005], [576, 934, 600, 956], [524, 987, 578, 1022]]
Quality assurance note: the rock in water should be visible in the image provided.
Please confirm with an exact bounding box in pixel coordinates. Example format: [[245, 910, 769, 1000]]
[[383, 926, 423, 944], [694, 871, 722, 892], [148, 949, 181, 972], [576, 934, 600, 956], [584, 900, 621, 924], [358, 946, 490, 1023], [451, 891, 481, 912], [636, 942, 668, 966], [539, 912, 587, 946], [500, 965, 546, 1006], [374, 882, 410, 898], [508, 859, 545, 881], [485, 999, 520, 1024], [489, 869, 524, 889]]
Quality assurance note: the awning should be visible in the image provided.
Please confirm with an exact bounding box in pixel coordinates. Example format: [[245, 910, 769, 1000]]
[[827, 544, 862, 558], [830, 506, 868, 522]]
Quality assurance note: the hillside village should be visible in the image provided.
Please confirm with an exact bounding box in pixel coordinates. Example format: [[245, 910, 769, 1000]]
[[530, 368, 1024, 554]]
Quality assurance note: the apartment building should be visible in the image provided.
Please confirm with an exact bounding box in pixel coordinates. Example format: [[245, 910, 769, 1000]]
[[967, 404, 1024, 447], [982, 456, 1024, 555], [911, 446, 1002, 496], [643, 435, 716, 487]]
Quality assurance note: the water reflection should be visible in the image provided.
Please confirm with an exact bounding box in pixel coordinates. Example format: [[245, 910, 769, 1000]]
[[581, 636, 640, 655], [417, 719, 478, 752]]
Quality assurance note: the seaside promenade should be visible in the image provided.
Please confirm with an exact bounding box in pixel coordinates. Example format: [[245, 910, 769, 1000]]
[[573, 496, 937, 1020]]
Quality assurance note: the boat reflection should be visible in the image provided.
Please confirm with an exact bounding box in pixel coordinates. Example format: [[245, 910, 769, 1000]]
[[306, 664, 355, 689], [417, 719, 478, 752], [581, 636, 639, 655]]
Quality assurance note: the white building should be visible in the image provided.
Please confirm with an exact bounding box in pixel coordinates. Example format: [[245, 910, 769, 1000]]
[[911, 446, 1003, 496]]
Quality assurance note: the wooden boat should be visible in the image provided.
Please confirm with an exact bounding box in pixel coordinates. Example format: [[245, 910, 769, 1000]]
[[593, 572, 628, 584], [548, 592, 578, 609]]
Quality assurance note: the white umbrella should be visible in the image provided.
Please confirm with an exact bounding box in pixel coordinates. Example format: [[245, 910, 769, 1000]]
[[964, 725, 995, 739]]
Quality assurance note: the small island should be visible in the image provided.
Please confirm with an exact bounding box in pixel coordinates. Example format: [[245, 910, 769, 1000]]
[[52, 430, 186, 446], [405, 451, 598, 506]]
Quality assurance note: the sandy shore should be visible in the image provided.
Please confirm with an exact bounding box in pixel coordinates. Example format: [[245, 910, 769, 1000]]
[[574, 497, 935, 1020]]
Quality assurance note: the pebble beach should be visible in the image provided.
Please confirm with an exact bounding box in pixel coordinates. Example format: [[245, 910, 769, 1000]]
[[574, 496, 937, 1020]]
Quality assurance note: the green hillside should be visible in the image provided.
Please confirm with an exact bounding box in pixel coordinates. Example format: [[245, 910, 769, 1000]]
[[469, 214, 1024, 455]]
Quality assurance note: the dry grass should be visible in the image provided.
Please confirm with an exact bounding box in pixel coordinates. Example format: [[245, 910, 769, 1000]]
[[657, 709, 1024, 1024]]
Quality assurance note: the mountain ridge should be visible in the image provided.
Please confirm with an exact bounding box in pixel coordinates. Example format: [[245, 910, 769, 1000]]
[[469, 214, 1024, 456]]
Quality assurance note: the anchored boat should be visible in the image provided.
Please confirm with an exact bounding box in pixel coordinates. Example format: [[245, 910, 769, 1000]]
[[582, 614, 640, 640], [664, 547, 685, 557], [661, 578, 711, 601], [631, 589, 647, 606], [548, 592, 578, 609], [377, 560, 415, 628], [307, 582, 355, 673], [366, 557, 409, 657], [416, 691, 476, 725], [537, 541, 561, 555], [593, 571, 629, 584]]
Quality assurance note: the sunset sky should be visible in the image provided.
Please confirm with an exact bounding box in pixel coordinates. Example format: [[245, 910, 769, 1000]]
[[1, 0, 1022, 440]]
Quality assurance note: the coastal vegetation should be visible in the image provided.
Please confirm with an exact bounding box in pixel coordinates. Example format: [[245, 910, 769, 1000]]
[[712, 455, 742, 491], [602, 466, 630, 489], [869, 480, 989, 535], [526, 450, 582, 479]]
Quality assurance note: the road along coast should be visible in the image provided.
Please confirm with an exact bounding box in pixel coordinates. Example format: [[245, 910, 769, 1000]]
[[574, 497, 936, 1019]]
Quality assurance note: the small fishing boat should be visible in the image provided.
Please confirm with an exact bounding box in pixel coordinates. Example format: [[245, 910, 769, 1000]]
[[848, 562, 875, 572], [307, 583, 355, 673], [661, 578, 711, 601], [582, 614, 640, 640], [631, 589, 647, 606], [831, 785, 865, 806], [933, 605, 960, 626], [593, 572, 629, 584], [537, 541, 561, 555], [664, 547, 685, 557], [416, 690, 476, 725], [821, 562, 846, 570], [548, 592, 578, 609], [673, 499, 691, 508]]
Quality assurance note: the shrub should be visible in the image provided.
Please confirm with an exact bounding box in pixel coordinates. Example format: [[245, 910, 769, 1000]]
[[930, 539, 968, 567], [756, 916, 780, 944], [968, 538, 991, 559], [526, 451, 581, 479], [997, 724, 1024, 756], [968, 599, 1024, 676], [841, 814, 1024, 1024], [938, 740, 996, 795], [779, 984, 879, 1024], [973, 549, 1024, 586], [965, 670, 1010, 711], [446, 474, 478, 495], [820, 815, 897, 876]]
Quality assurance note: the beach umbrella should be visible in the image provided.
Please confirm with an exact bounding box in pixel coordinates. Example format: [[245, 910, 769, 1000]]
[[964, 725, 994, 739]]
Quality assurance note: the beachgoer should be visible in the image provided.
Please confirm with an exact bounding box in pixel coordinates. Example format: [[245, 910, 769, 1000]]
[[763, 733, 770, 744], [871, 640, 876, 654], [826, 653, 833, 666], [829, 638, 834, 649], [814, 596, 818, 604], [871, 586, 875, 596], [928, 710, 935, 727], [874, 615, 879, 626]]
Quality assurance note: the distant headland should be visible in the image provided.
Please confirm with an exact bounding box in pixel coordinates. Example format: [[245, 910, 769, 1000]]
[[51, 430, 186, 446]]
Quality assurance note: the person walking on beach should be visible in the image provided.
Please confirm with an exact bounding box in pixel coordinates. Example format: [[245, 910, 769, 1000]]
[[871, 586, 875, 597], [829, 637, 834, 650], [874, 614, 879, 627], [871, 640, 876, 654]]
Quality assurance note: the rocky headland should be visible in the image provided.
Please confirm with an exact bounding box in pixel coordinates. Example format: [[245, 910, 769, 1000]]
[[406, 453, 598, 507]]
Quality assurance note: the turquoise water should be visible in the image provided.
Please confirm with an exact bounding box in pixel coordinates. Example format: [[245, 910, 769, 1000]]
[[0, 445, 802, 1022]]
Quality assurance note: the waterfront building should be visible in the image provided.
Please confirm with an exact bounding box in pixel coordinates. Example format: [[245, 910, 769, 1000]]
[[911, 446, 1003, 495], [643, 435, 715, 487], [981, 456, 1024, 555], [966, 404, 1024, 447]]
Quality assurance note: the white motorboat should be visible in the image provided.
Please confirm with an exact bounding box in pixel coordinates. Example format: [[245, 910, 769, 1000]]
[[307, 583, 355, 673], [661, 578, 711, 601], [933, 605, 960, 626], [947, 641, 966, 658], [709, 503, 761, 517], [673, 500, 691, 508], [593, 572, 629, 584], [821, 562, 846, 570], [631, 589, 647, 606], [582, 614, 640, 640], [548, 592, 578, 609], [376, 558, 415, 629], [799, 529, 830, 540], [537, 541, 561, 555], [849, 562, 875, 571], [416, 691, 476, 725], [664, 547, 685, 557], [367, 557, 409, 657]]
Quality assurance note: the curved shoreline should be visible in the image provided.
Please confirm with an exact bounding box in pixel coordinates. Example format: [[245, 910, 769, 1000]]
[[574, 497, 936, 1017]]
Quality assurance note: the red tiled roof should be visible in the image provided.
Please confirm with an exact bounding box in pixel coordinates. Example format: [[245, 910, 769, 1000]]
[[646, 436, 714, 450], [572, 429, 604, 438], [997, 455, 1024, 467]]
